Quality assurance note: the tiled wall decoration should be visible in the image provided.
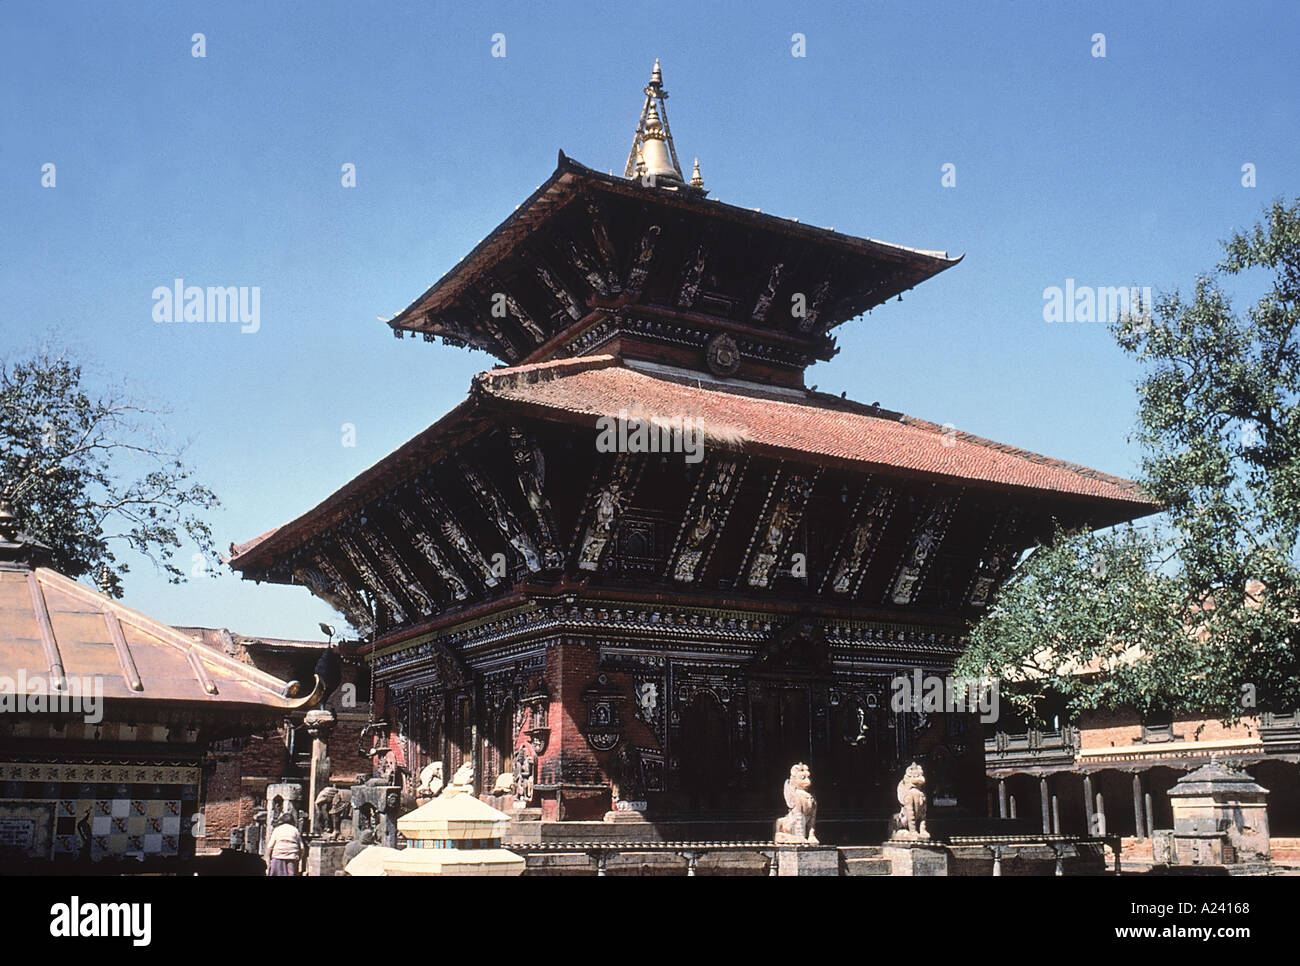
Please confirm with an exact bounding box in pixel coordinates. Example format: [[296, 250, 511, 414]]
[[0, 761, 199, 860]]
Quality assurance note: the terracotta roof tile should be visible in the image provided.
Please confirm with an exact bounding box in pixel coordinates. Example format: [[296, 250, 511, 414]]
[[474, 356, 1154, 507]]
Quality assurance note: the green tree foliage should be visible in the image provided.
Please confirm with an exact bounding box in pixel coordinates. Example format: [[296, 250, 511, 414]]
[[0, 350, 220, 597], [958, 200, 1300, 721]]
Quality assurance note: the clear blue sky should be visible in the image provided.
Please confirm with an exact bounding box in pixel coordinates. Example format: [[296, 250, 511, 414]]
[[3, 1, 1296, 639]]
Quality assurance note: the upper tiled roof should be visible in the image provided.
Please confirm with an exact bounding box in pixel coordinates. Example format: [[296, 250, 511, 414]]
[[473, 355, 1155, 507]]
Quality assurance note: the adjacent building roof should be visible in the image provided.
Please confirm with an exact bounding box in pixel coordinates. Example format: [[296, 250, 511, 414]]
[[0, 563, 320, 710]]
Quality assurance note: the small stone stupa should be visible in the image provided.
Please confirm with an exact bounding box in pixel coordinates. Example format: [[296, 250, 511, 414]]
[[382, 795, 524, 876]]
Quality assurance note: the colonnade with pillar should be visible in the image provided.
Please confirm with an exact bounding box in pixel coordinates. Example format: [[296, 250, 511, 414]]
[[989, 768, 1173, 838]]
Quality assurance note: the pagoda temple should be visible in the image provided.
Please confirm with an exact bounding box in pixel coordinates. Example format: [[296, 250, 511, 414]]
[[230, 63, 1157, 833]]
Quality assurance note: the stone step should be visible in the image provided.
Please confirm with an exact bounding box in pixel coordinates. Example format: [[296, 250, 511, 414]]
[[842, 857, 892, 876], [838, 846, 884, 860]]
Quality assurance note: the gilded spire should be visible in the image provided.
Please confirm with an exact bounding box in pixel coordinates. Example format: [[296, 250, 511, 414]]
[[690, 158, 704, 188], [623, 59, 684, 185]]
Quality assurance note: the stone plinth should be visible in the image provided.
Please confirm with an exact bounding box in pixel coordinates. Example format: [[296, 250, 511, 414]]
[[384, 847, 525, 876], [776, 846, 839, 877], [349, 783, 400, 848], [306, 839, 348, 877], [604, 809, 649, 824], [265, 782, 304, 851], [882, 843, 950, 876]]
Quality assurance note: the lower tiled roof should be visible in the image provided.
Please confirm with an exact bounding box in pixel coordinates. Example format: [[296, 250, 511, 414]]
[[473, 356, 1155, 507]]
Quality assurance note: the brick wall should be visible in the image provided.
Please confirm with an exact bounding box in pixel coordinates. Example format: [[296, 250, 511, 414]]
[[1079, 708, 1258, 751]]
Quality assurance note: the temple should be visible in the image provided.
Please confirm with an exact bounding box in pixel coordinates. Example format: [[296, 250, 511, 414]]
[[229, 63, 1157, 839]]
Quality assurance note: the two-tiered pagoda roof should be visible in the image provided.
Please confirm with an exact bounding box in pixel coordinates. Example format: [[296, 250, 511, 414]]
[[230, 62, 1157, 642]]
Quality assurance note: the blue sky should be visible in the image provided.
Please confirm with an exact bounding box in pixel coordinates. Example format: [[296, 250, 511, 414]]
[[3, 1, 1296, 639]]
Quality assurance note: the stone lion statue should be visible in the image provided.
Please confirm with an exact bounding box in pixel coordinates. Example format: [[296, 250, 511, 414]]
[[416, 761, 444, 801], [775, 763, 818, 844], [442, 760, 475, 798], [890, 762, 929, 840]]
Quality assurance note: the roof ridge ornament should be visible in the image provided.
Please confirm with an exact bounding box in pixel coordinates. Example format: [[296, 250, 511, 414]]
[[0, 499, 53, 568], [624, 59, 696, 189]]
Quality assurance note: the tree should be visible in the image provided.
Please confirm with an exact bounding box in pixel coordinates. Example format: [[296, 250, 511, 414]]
[[957, 199, 1300, 721], [0, 349, 220, 597]]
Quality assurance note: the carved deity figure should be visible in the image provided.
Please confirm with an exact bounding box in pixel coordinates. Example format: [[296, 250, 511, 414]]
[[512, 746, 536, 805], [775, 763, 818, 844], [890, 762, 930, 840]]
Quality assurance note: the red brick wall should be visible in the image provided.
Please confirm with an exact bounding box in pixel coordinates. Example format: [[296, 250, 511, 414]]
[[1079, 709, 1258, 751], [199, 672, 371, 847], [199, 727, 289, 848]]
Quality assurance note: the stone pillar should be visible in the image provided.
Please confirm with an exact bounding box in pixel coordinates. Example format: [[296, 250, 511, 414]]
[[1132, 773, 1146, 839], [1082, 774, 1095, 835], [1144, 793, 1154, 838], [1051, 795, 1060, 834], [1009, 795, 1017, 819], [1095, 791, 1107, 836], [1040, 778, 1051, 835], [997, 779, 1007, 819], [304, 708, 337, 835]]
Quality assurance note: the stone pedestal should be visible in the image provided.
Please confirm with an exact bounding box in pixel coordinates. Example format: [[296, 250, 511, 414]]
[[1166, 760, 1270, 867], [307, 839, 349, 877], [776, 846, 839, 877], [882, 843, 950, 876], [265, 782, 304, 852], [604, 809, 649, 824], [349, 783, 401, 848]]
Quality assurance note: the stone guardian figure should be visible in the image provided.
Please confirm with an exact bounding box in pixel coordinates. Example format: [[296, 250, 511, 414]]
[[775, 763, 818, 844], [889, 762, 930, 840]]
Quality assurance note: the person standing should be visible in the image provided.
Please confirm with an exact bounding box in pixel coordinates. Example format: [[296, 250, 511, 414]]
[[266, 811, 304, 876]]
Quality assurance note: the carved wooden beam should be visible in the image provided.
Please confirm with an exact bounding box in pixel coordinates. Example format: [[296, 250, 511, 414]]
[[460, 460, 542, 573], [574, 453, 645, 572], [507, 425, 564, 570], [338, 534, 409, 625], [624, 220, 663, 299], [483, 272, 547, 346], [360, 528, 437, 618], [820, 481, 897, 598], [396, 506, 471, 602], [887, 489, 963, 606], [583, 195, 623, 294], [966, 505, 1024, 609], [665, 456, 748, 583], [675, 241, 708, 309], [739, 467, 821, 588], [412, 483, 503, 590], [295, 551, 375, 633], [750, 261, 784, 324], [531, 253, 585, 322]]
